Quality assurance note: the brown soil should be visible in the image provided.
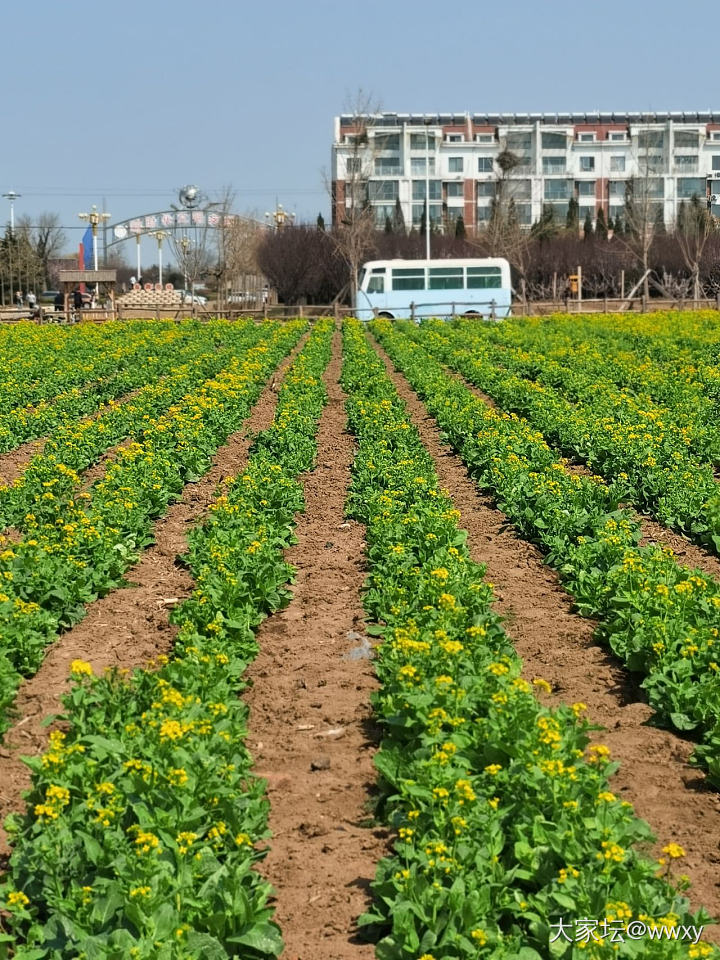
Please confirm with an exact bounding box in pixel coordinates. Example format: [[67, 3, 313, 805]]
[[0, 439, 45, 486], [369, 334, 720, 930], [244, 329, 388, 960], [0, 339, 307, 855]]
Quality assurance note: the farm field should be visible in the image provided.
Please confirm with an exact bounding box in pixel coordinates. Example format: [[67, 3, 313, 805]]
[[0, 314, 718, 958]]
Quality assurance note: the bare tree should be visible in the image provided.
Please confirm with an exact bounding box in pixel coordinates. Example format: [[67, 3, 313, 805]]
[[330, 88, 382, 304], [34, 213, 66, 286], [675, 196, 714, 299]]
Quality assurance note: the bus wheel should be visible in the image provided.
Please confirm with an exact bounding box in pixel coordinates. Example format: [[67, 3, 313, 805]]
[[378, 312, 394, 319], [463, 310, 480, 316]]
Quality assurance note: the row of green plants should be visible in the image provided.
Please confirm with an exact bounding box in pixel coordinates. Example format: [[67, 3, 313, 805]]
[[0, 322, 304, 738], [370, 320, 720, 788], [0, 318, 335, 959], [0, 319, 269, 531], [0, 322, 200, 455], [0, 322, 189, 419], [341, 318, 716, 959], [441, 318, 720, 465], [412, 321, 720, 553]]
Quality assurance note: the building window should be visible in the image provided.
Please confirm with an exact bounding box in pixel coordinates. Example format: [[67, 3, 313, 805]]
[[346, 158, 362, 174], [411, 204, 443, 225], [373, 204, 396, 226], [609, 132, 627, 142], [713, 156, 720, 170], [475, 133, 494, 143], [674, 155, 698, 171], [638, 130, 664, 149], [577, 181, 595, 197], [368, 180, 399, 201], [578, 133, 595, 142], [712, 132, 720, 141], [374, 157, 401, 175], [543, 156, 566, 175], [476, 181, 496, 198], [446, 182, 464, 198], [579, 156, 595, 172], [446, 134, 464, 142], [507, 179, 531, 200], [411, 156, 436, 175], [639, 154, 664, 174], [446, 206, 464, 224], [609, 180, 626, 199], [478, 157, 494, 172], [410, 133, 436, 150], [677, 177, 706, 198], [476, 205, 492, 223], [506, 132, 532, 151], [674, 131, 699, 149], [448, 157, 464, 173], [544, 179, 571, 200], [412, 180, 441, 200], [373, 133, 400, 151], [610, 155, 625, 172], [541, 132, 567, 149], [514, 202, 533, 224], [579, 206, 595, 222]]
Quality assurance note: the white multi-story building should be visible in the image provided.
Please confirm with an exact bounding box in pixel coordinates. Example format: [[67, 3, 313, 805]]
[[331, 111, 720, 231]]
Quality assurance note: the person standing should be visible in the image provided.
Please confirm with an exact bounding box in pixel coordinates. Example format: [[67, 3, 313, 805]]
[[26, 290, 37, 310], [15, 290, 23, 310]]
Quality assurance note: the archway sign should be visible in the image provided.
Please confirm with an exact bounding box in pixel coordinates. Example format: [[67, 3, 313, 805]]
[[106, 184, 262, 247]]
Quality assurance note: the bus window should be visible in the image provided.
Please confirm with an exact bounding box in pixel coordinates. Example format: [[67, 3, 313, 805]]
[[358, 268, 366, 289], [466, 267, 502, 289], [428, 266, 464, 290], [368, 275, 385, 293], [392, 268, 425, 290]]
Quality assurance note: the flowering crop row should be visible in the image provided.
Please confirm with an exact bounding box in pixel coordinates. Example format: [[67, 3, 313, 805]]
[[370, 320, 720, 788], [0, 321, 214, 456], [0, 319, 269, 532], [0, 319, 334, 959], [0, 322, 188, 421], [340, 319, 715, 959], [420, 320, 720, 551], [0, 321, 304, 737], [469, 312, 720, 418]]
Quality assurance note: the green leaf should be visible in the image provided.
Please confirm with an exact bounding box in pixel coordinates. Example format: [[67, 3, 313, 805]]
[[227, 921, 284, 956]]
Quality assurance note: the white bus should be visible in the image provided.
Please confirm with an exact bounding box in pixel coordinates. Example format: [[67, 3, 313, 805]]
[[353, 257, 512, 321]]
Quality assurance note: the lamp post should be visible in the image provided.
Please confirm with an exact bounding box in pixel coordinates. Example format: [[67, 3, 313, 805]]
[[264, 203, 295, 230], [135, 234, 142, 284], [424, 119, 432, 261], [2, 190, 21, 307], [78, 204, 111, 298], [150, 230, 169, 286]]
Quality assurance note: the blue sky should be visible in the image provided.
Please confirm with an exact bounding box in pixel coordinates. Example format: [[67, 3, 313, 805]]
[[2, 0, 713, 263]]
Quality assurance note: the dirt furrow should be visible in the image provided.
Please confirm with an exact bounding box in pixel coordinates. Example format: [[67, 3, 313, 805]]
[[0, 337, 307, 855], [0, 438, 46, 486], [369, 334, 720, 927], [244, 330, 388, 960]]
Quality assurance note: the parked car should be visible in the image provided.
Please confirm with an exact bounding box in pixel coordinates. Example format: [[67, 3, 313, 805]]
[[176, 289, 207, 305], [38, 290, 61, 303]]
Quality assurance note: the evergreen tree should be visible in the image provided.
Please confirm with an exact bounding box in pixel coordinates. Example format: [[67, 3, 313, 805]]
[[419, 199, 427, 237], [384, 215, 393, 234], [392, 197, 406, 235], [455, 214, 466, 238], [607, 214, 615, 233], [653, 205, 666, 236], [583, 209, 594, 239], [531, 204, 557, 242], [316, 213, 325, 231], [595, 206, 608, 239], [566, 197, 579, 232]]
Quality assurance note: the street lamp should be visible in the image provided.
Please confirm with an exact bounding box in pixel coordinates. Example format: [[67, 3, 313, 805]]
[[2, 190, 21, 307], [149, 230, 169, 286], [264, 203, 295, 230], [78, 204, 111, 297]]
